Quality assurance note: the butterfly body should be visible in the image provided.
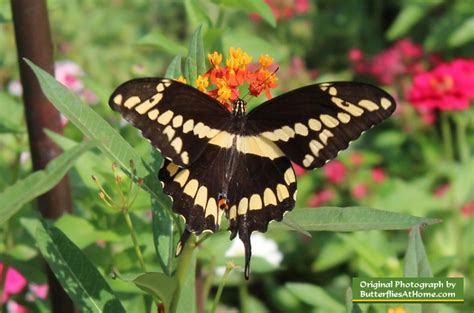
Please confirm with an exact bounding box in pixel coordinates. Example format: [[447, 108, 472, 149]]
[[109, 78, 396, 278]]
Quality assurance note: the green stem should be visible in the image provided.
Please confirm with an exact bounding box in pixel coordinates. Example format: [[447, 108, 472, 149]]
[[210, 262, 235, 313], [239, 279, 249, 313], [454, 114, 470, 164], [170, 235, 196, 313], [441, 112, 454, 161], [122, 209, 147, 272]]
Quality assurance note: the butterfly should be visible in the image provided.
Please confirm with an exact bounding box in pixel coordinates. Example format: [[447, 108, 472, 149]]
[[109, 78, 396, 279]]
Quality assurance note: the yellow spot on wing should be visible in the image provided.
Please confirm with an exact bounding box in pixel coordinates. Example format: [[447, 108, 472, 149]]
[[319, 129, 333, 145], [157, 110, 174, 125], [331, 97, 364, 116], [229, 205, 237, 220], [274, 128, 289, 141], [174, 169, 190, 187], [249, 194, 262, 210], [124, 96, 141, 109], [309, 139, 324, 157], [358, 99, 379, 111], [282, 126, 295, 138], [156, 83, 165, 92], [238, 197, 248, 215], [184, 179, 198, 198], [113, 94, 123, 105], [263, 188, 277, 206], [381, 97, 392, 109], [181, 151, 189, 164], [284, 167, 296, 184], [294, 123, 309, 136], [163, 125, 175, 141], [147, 109, 159, 120], [337, 112, 351, 123], [166, 162, 179, 177], [194, 185, 208, 208], [205, 198, 218, 218], [328, 86, 337, 96], [172, 115, 183, 128], [171, 137, 183, 153], [308, 119, 322, 131], [208, 132, 233, 149], [182, 119, 194, 133], [135, 93, 163, 114], [276, 184, 289, 202], [302, 154, 314, 167], [320, 114, 340, 128]]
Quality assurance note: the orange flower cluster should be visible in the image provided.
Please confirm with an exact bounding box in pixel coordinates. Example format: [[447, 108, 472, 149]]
[[195, 47, 278, 111]]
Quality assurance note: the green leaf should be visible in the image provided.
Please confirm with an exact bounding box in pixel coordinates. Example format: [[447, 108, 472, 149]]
[[165, 55, 183, 79], [271, 207, 441, 232], [184, 0, 212, 29], [0, 92, 25, 134], [133, 272, 177, 313], [21, 218, 126, 313], [404, 225, 432, 277], [213, 0, 276, 27], [0, 141, 94, 225], [286, 282, 345, 312], [346, 288, 362, 313], [151, 196, 175, 275], [137, 31, 187, 55], [386, 2, 441, 40], [448, 16, 474, 47], [184, 25, 206, 86], [25, 59, 171, 216], [404, 225, 439, 313]]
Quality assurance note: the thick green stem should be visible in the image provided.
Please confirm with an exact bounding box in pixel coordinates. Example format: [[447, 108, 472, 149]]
[[122, 209, 147, 272], [210, 262, 235, 313], [170, 235, 196, 313], [441, 113, 454, 161], [239, 279, 249, 313]]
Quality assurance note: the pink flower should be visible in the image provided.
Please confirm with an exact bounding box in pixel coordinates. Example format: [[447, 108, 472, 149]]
[[251, 0, 310, 22], [434, 183, 450, 198], [351, 183, 368, 199], [81, 89, 99, 105], [7, 301, 28, 313], [407, 59, 474, 116], [307, 189, 334, 207], [461, 201, 474, 217], [371, 167, 386, 183], [29, 284, 48, 299], [350, 39, 426, 85], [349, 152, 364, 166], [323, 160, 346, 184], [291, 162, 305, 176], [55, 60, 84, 92], [7, 80, 23, 97], [1, 263, 28, 302]]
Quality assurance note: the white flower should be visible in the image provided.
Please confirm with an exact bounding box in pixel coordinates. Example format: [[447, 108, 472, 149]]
[[225, 233, 283, 267], [7, 80, 23, 97]]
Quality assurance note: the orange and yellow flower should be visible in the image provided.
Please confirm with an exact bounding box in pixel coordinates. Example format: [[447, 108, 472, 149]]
[[179, 47, 279, 111]]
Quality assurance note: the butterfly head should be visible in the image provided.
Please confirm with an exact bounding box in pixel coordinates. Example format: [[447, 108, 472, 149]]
[[232, 99, 247, 117]]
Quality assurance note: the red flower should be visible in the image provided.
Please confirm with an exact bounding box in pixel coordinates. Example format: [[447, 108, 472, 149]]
[[323, 160, 346, 184], [434, 183, 450, 198], [307, 189, 334, 207], [349, 152, 364, 166], [407, 58, 474, 117], [371, 167, 386, 183], [291, 162, 306, 176], [461, 201, 474, 217], [352, 183, 368, 199], [349, 39, 426, 85], [251, 0, 310, 22]]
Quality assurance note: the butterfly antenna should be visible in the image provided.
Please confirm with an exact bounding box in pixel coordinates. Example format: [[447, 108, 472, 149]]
[[241, 66, 279, 103]]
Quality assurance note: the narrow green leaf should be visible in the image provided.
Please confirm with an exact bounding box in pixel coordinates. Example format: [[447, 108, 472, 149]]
[[184, 25, 205, 86], [165, 55, 183, 79], [448, 17, 474, 47], [404, 225, 439, 313], [272, 207, 441, 232], [404, 225, 433, 277], [386, 2, 441, 40], [21, 218, 126, 313], [133, 272, 177, 313], [137, 31, 187, 55], [184, 0, 212, 29], [151, 196, 175, 275], [345, 288, 362, 313], [25, 59, 171, 216], [213, 0, 276, 27], [0, 141, 94, 225], [176, 250, 197, 313], [286, 282, 345, 312]]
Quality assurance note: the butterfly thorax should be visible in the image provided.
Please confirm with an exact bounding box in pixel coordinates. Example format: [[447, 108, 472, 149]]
[[232, 99, 247, 118]]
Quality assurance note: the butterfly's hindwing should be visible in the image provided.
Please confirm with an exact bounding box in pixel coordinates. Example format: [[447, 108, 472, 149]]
[[247, 82, 396, 169], [109, 78, 231, 167]]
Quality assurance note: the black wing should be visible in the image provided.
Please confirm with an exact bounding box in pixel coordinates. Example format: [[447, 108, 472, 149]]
[[109, 78, 231, 167], [246, 82, 396, 169]]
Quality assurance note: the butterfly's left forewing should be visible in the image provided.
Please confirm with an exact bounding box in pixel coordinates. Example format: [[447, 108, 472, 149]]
[[246, 82, 396, 169], [109, 78, 231, 167]]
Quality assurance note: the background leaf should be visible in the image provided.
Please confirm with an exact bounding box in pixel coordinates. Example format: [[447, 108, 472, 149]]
[[213, 0, 276, 27], [21, 218, 126, 313], [165, 55, 183, 79], [184, 25, 205, 86], [286, 282, 345, 312], [137, 31, 187, 55], [272, 207, 440, 232], [133, 272, 177, 313], [0, 141, 94, 225]]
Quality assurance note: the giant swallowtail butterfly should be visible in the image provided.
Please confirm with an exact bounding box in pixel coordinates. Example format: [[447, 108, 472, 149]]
[[109, 78, 396, 278]]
